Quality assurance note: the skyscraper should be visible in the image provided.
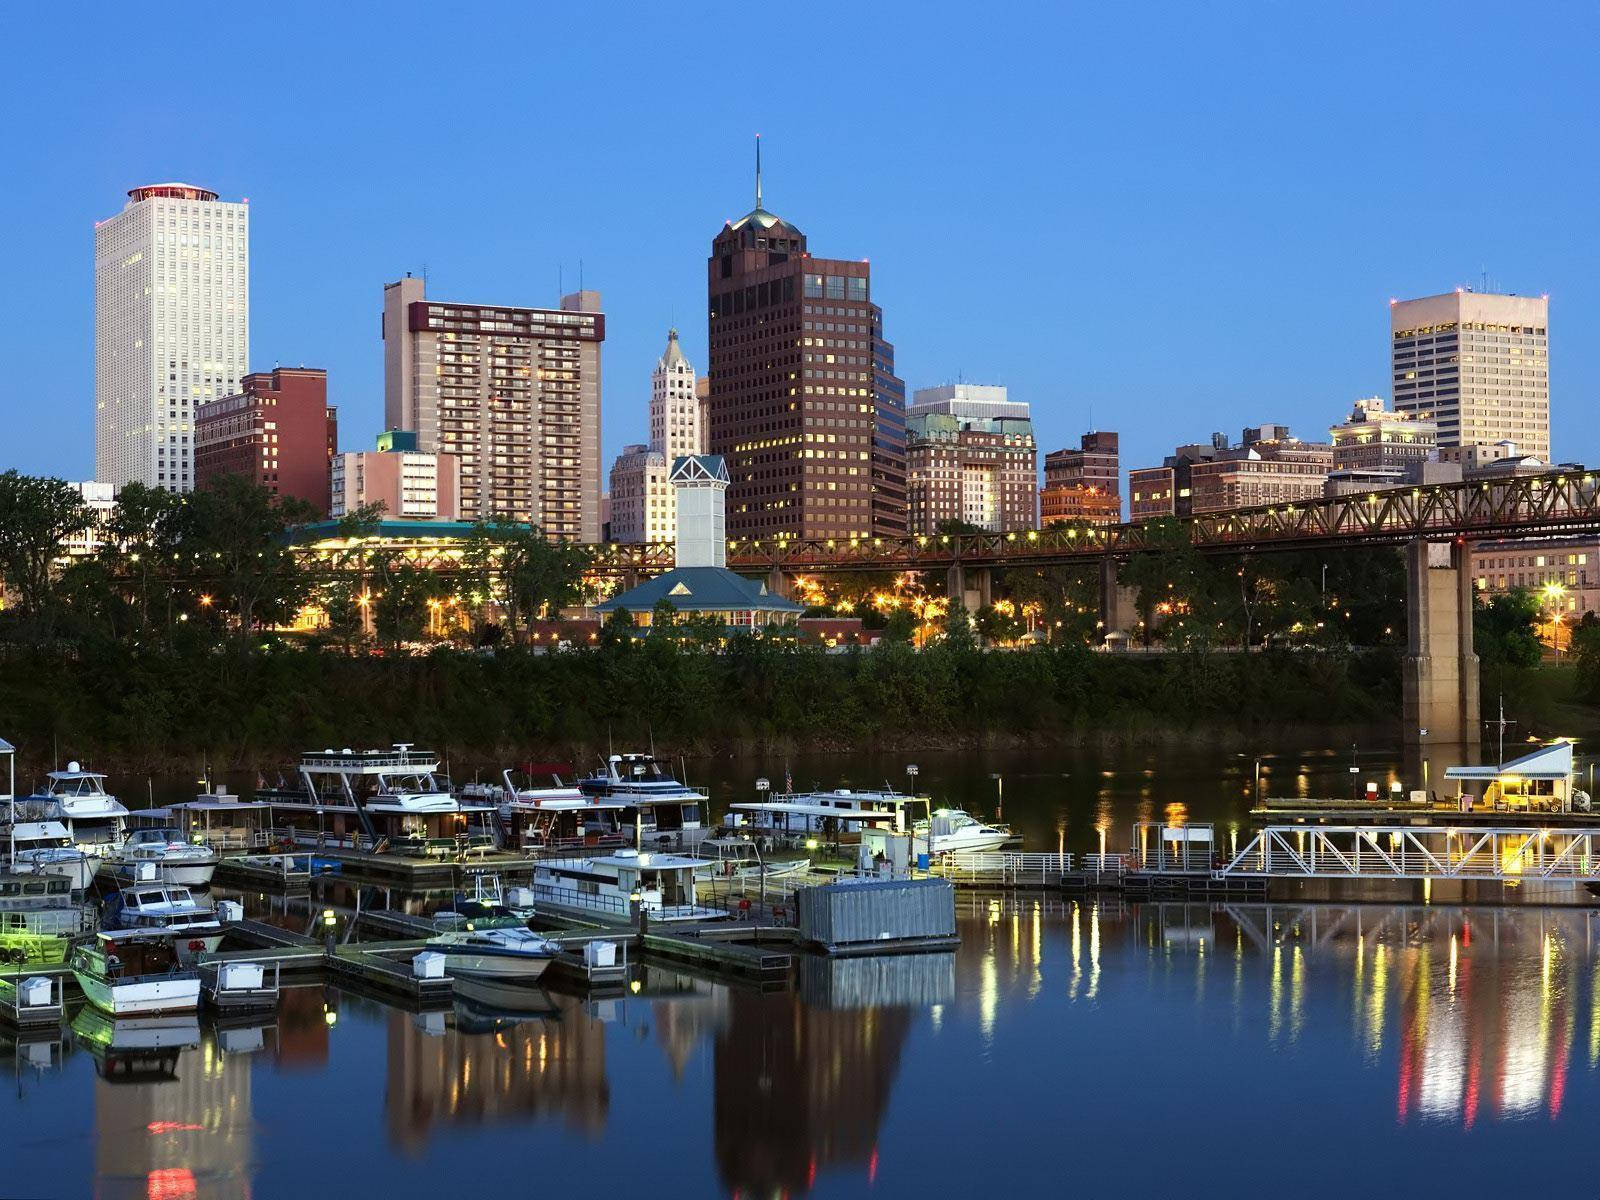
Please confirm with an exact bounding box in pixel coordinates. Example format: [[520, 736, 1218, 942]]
[[383, 276, 604, 539], [707, 141, 897, 541], [611, 329, 699, 543], [95, 183, 250, 492], [1391, 290, 1549, 461]]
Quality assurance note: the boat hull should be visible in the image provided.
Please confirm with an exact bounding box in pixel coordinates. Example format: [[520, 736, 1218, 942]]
[[11, 853, 99, 890], [74, 970, 201, 1016], [435, 951, 553, 981]]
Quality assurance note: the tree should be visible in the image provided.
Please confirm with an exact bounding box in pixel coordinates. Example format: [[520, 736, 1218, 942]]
[[881, 607, 918, 644], [943, 599, 976, 650], [100, 481, 188, 635], [1476, 589, 1544, 672], [935, 518, 983, 536], [0, 471, 94, 632], [183, 474, 317, 638], [463, 519, 591, 643]]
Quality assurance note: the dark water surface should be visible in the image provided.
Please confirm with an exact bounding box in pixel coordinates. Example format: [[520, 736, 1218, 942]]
[[9, 743, 1600, 1198]]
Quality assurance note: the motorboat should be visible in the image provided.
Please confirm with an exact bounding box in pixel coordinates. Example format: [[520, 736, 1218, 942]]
[[107, 827, 219, 888], [531, 850, 725, 923], [915, 808, 1012, 855], [5, 821, 99, 889], [694, 835, 810, 880], [102, 879, 225, 957], [0, 870, 92, 965], [11, 762, 129, 858], [71, 931, 201, 1016], [423, 927, 561, 980]]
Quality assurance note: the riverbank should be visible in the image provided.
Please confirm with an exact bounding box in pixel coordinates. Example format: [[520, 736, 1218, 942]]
[[0, 640, 1406, 775]]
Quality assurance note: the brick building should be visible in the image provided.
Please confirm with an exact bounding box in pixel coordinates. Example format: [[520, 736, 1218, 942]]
[[1040, 431, 1120, 525], [193, 367, 336, 515]]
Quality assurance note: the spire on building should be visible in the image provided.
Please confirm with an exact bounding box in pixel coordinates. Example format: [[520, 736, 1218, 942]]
[[755, 133, 762, 209]]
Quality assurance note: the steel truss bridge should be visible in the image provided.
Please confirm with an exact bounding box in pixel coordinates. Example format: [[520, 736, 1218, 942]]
[[295, 468, 1600, 579], [1220, 824, 1600, 884]]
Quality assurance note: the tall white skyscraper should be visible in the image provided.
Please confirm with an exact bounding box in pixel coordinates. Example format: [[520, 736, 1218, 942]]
[[610, 329, 699, 543], [1391, 290, 1549, 462], [95, 183, 249, 492]]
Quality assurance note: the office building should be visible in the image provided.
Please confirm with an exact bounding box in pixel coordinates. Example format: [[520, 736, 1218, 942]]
[[905, 384, 1037, 533], [610, 329, 699, 543], [706, 143, 901, 540], [1040, 431, 1120, 525], [95, 183, 249, 492], [383, 276, 603, 539], [1329, 396, 1437, 473], [1391, 290, 1549, 461], [331, 430, 460, 522], [193, 367, 336, 515], [62, 482, 117, 558], [869, 305, 908, 535], [1132, 427, 1331, 517]]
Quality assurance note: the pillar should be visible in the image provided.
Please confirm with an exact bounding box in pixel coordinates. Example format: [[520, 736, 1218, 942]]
[[766, 567, 793, 601], [1098, 557, 1136, 641], [946, 563, 989, 613], [1403, 539, 1480, 751]]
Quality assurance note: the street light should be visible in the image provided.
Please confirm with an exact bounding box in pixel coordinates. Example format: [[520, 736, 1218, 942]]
[[905, 765, 922, 869]]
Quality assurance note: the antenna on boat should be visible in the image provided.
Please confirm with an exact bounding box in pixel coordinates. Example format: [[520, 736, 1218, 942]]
[[1485, 693, 1517, 764], [648, 724, 656, 760]]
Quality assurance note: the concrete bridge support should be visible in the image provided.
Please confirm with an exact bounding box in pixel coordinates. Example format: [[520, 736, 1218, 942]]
[[1098, 557, 1138, 641], [1403, 539, 1480, 750], [766, 567, 793, 601], [945, 563, 991, 613]]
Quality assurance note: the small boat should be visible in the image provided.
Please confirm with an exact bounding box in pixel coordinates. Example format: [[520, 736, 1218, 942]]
[[71, 932, 201, 1016], [694, 835, 810, 880], [916, 809, 1012, 855], [102, 880, 225, 958], [423, 927, 560, 980], [108, 827, 219, 888]]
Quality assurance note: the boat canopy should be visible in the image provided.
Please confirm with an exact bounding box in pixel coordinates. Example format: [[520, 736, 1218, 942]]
[[728, 800, 901, 822], [1445, 742, 1574, 782]]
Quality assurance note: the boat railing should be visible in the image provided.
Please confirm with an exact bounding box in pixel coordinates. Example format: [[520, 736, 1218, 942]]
[[930, 852, 1075, 885], [527, 882, 634, 919], [1081, 853, 1127, 879], [299, 751, 438, 772]]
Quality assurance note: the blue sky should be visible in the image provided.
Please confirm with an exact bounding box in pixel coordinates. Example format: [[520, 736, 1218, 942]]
[[3, 1, 1597, 486]]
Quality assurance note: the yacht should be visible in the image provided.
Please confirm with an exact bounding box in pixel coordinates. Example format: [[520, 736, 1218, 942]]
[[5, 820, 99, 888], [0, 870, 93, 964], [254, 744, 497, 852], [531, 849, 725, 923], [102, 880, 225, 957], [423, 927, 561, 981], [71, 931, 201, 1016], [10, 762, 129, 858], [576, 754, 709, 851], [915, 808, 1012, 855], [108, 827, 219, 888]]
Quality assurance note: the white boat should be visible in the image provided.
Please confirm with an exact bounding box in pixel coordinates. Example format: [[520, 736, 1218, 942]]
[[71, 932, 201, 1016], [915, 809, 1012, 855], [103, 879, 225, 957], [532, 850, 725, 923], [8, 762, 129, 859], [424, 927, 560, 980], [577, 754, 710, 852], [694, 835, 810, 880], [109, 827, 219, 887], [726, 786, 918, 846], [5, 821, 100, 889]]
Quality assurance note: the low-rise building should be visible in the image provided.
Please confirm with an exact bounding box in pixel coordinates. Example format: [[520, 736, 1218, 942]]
[[63, 481, 117, 558], [1329, 397, 1436, 474], [608, 444, 672, 543], [1188, 427, 1332, 513], [194, 367, 337, 515], [1040, 431, 1120, 525], [331, 430, 460, 521]]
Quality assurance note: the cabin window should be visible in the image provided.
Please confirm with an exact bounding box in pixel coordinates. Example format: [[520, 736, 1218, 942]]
[[22, 881, 44, 895]]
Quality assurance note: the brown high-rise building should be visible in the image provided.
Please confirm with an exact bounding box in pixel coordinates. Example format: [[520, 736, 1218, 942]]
[[383, 276, 604, 539], [707, 144, 902, 540], [193, 367, 337, 515], [1040, 431, 1120, 525]]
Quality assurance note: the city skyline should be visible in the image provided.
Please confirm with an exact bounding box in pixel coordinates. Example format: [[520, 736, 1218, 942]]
[[5, 4, 1598, 495]]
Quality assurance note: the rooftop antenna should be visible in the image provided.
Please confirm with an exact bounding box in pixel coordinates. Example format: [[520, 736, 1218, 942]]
[[755, 133, 763, 209]]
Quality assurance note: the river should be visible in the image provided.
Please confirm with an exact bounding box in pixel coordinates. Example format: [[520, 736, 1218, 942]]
[[8, 742, 1600, 1197]]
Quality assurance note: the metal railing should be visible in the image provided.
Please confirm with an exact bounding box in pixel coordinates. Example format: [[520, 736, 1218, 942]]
[[930, 852, 1075, 885], [1220, 825, 1600, 882]]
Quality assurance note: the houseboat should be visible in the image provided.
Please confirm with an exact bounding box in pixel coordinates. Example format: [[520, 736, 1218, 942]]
[[107, 826, 219, 887], [71, 931, 201, 1016], [576, 754, 710, 851], [133, 787, 277, 852], [726, 787, 915, 846], [254, 744, 497, 852], [102, 879, 224, 957], [531, 850, 725, 923], [9, 762, 129, 858]]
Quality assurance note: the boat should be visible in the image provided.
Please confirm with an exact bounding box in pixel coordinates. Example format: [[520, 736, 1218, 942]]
[[423, 927, 561, 980], [694, 835, 810, 880], [5, 821, 99, 889], [102, 879, 224, 957], [107, 826, 219, 887], [725, 786, 918, 847], [71, 931, 201, 1016], [254, 744, 498, 853], [915, 808, 1012, 855], [576, 754, 710, 852], [0, 870, 93, 965], [133, 787, 277, 852], [531, 849, 726, 923], [7, 762, 129, 859], [496, 766, 627, 852]]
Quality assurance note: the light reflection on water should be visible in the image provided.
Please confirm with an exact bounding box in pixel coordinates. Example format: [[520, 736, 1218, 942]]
[[5, 899, 1600, 1196]]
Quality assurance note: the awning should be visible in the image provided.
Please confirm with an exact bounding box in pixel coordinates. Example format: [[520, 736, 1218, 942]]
[[1445, 741, 1573, 782]]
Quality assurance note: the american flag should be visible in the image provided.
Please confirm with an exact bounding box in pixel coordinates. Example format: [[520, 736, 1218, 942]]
[[784, 767, 793, 795]]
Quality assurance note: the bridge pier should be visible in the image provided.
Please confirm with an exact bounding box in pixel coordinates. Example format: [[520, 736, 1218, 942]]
[[1098, 557, 1137, 641], [765, 567, 793, 602], [1403, 539, 1480, 751], [946, 563, 991, 612]]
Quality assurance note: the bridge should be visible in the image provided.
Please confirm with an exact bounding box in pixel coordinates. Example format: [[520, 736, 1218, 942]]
[[1219, 824, 1600, 885], [299, 468, 1600, 747]]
